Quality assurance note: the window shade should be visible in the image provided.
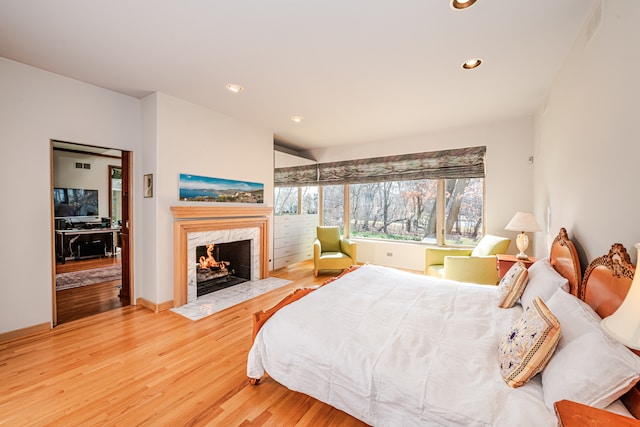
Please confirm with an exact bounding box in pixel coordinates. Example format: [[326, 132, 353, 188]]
[[274, 164, 318, 187], [274, 146, 485, 187]]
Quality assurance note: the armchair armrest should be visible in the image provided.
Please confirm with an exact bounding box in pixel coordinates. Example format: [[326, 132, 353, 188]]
[[443, 256, 500, 285], [425, 247, 473, 266], [314, 239, 321, 258], [340, 238, 357, 262]]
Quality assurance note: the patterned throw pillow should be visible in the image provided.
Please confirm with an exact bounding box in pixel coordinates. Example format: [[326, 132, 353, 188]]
[[499, 297, 561, 388], [497, 261, 529, 308]]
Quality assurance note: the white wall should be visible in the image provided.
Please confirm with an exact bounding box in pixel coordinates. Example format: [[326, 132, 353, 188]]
[[533, 0, 640, 265], [0, 58, 275, 334], [142, 93, 274, 304], [302, 116, 536, 270], [0, 57, 141, 334]]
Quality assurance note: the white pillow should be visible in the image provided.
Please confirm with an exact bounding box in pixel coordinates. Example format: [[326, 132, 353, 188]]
[[542, 289, 640, 410], [520, 258, 569, 309]]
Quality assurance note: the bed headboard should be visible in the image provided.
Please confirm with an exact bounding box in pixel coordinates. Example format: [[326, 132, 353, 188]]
[[549, 228, 582, 296], [580, 243, 640, 418], [580, 243, 635, 318]]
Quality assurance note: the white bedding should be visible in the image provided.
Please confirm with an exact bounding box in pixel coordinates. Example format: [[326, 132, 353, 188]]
[[247, 264, 558, 426]]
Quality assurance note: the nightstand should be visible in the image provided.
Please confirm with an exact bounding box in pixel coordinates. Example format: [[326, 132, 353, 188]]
[[496, 254, 537, 279], [554, 399, 640, 426]]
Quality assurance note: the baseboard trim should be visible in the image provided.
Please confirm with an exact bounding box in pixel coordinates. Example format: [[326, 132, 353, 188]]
[[137, 298, 174, 313], [0, 322, 50, 344]]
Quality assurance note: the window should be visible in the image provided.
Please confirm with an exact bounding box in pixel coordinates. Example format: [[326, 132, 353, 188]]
[[301, 186, 318, 215], [348, 178, 482, 244], [274, 146, 485, 247], [274, 186, 298, 215], [444, 178, 483, 245], [322, 185, 344, 232]]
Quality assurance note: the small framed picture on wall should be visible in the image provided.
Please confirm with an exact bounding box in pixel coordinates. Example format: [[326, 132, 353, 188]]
[[144, 174, 153, 198]]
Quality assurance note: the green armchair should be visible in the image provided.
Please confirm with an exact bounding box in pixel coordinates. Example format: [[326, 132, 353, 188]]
[[424, 234, 511, 285], [314, 226, 357, 277]]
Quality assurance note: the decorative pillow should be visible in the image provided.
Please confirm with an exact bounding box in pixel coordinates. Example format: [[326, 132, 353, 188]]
[[499, 297, 561, 388], [471, 234, 511, 257], [497, 261, 529, 308], [520, 257, 569, 309], [542, 289, 640, 410]]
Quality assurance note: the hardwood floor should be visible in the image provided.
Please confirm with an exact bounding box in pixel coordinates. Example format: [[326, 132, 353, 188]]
[[1, 261, 369, 426], [56, 255, 126, 324]]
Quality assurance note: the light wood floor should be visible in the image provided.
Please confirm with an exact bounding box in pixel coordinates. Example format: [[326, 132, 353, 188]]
[[56, 255, 126, 324], [1, 261, 369, 426]]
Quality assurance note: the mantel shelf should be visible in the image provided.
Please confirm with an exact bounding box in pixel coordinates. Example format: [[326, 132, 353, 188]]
[[170, 206, 272, 219]]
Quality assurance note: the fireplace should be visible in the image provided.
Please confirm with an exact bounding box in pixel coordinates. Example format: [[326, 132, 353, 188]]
[[196, 240, 251, 296], [171, 206, 272, 307]]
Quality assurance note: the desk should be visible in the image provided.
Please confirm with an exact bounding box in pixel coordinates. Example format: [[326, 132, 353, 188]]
[[56, 228, 120, 263]]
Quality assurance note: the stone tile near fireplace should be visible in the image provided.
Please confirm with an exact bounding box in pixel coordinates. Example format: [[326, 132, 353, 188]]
[[187, 227, 261, 304], [171, 277, 292, 321]]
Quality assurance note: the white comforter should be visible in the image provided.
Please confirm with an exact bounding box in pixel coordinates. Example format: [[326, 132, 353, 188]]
[[247, 264, 557, 426]]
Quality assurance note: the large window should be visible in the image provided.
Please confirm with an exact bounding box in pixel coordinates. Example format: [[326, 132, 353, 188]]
[[349, 178, 482, 244], [322, 185, 344, 232], [274, 146, 485, 247]]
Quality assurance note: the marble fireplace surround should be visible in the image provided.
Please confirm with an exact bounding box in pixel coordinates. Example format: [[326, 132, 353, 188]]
[[171, 206, 272, 307]]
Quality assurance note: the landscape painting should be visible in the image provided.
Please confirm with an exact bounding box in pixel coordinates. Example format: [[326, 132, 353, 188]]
[[179, 174, 264, 204]]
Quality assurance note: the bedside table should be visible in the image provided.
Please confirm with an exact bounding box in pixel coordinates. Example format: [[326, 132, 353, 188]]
[[555, 399, 640, 426], [496, 254, 537, 279]]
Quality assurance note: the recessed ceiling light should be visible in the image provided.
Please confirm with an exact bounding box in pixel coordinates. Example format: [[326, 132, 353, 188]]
[[451, 0, 477, 10], [462, 58, 482, 70], [290, 115, 304, 124], [225, 83, 244, 93]]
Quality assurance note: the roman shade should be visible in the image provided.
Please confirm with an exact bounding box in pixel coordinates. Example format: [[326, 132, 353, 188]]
[[274, 146, 485, 187]]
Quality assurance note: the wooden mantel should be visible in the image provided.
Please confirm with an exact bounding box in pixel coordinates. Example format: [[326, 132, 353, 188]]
[[170, 206, 273, 219], [171, 205, 273, 307]]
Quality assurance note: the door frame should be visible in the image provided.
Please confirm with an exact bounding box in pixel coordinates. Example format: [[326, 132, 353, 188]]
[[50, 141, 134, 326]]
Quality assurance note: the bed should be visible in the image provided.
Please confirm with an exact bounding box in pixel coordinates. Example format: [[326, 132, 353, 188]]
[[247, 229, 640, 426]]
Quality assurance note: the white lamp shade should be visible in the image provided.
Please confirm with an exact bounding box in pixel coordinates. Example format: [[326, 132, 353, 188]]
[[505, 212, 543, 233], [601, 243, 640, 349]]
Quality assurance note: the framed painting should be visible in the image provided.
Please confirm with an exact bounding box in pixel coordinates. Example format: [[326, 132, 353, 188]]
[[179, 173, 264, 204], [144, 174, 153, 198]]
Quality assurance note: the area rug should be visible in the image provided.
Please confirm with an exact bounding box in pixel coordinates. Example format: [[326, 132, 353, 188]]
[[56, 265, 122, 291], [171, 277, 292, 321]]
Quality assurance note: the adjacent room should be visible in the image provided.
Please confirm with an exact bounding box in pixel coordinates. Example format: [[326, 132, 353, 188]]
[[1, 0, 639, 425]]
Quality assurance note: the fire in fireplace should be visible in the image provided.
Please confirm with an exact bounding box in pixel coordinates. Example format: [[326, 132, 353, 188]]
[[196, 240, 251, 297]]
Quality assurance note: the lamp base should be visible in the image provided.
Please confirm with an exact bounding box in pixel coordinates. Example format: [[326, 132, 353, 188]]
[[515, 232, 530, 260]]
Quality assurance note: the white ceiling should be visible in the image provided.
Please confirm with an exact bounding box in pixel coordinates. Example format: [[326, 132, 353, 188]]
[[0, 0, 596, 152]]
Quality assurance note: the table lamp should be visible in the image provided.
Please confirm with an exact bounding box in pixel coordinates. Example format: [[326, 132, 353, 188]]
[[601, 243, 640, 350], [505, 212, 542, 260]]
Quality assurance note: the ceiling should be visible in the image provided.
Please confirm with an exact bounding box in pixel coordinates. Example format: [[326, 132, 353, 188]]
[[0, 1, 595, 153]]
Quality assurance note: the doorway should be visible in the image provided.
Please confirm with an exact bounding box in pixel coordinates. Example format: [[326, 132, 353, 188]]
[[51, 141, 132, 325]]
